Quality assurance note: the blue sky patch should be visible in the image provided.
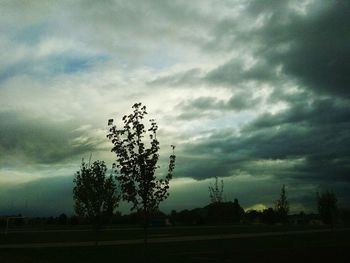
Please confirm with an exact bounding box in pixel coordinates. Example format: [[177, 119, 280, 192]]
[[50, 54, 109, 74], [13, 22, 49, 46], [0, 53, 109, 84]]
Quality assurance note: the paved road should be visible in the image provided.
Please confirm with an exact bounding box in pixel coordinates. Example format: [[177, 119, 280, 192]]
[[0, 228, 348, 249]]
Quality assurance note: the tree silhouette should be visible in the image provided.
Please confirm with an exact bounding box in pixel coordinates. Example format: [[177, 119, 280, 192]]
[[317, 190, 337, 226], [58, 213, 67, 225], [209, 176, 224, 203], [232, 198, 245, 223], [107, 102, 176, 246], [275, 185, 289, 223], [206, 198, 244, 224], [73, 160, 119, 245]]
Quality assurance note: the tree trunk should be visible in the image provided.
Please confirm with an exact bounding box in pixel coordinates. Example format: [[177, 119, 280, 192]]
[[143, 208, 149, 258], [144, 210, 149, 246], [94, 225, 99, 246], [143, 222, 148, 247], [93, 216, 100, 247]]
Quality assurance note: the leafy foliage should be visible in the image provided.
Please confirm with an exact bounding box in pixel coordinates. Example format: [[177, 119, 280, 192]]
[[73, 160, 119, 228], [107, 102, 176, 218]]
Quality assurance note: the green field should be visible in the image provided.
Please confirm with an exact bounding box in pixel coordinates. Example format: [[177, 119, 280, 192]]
[[0, 225, 349, 262]]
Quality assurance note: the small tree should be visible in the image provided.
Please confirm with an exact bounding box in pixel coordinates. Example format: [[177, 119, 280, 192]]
[[232, 198, 245, 223], [73, 160, 119, 245], [209, 176, 224, 203], [107, 102, 176, 246], [317, 190, 337, 226], [58, 213, 67, 225], [275, 184, 289, 223]]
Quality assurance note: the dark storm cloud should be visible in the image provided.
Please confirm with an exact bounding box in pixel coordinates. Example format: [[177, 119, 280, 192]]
[[201, 1, 350, 98], [0, 111, 98, 165], [247, 96, 350, 130], [180, 95, 350, 184], [257, 0, 350, 97]]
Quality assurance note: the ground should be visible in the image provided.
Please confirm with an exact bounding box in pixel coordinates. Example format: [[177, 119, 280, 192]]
[[0, 225, 349, 262]]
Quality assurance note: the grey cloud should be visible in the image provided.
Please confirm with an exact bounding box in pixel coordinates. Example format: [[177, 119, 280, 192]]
[[181, 97, 221, 110], [205, 59, 276, 86], [177, 91, 260, 120], [179, 95, 350, 184], [253, 0, 350, 97], [175, 155, 237, 180], [148, 68, 202, 87], [246, 97, 350, 130], [63, 0, 216, 58], [0, 111, 98, 166], [176, 111, 215, 121], [227, 91, 260, 110], [282, 9, 347, 96], [176, 97, 220, 120], [200, 0, 350, 99]]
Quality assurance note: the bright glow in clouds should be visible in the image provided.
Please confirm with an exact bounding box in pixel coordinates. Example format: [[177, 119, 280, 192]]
[[245, 204, 267, 212]]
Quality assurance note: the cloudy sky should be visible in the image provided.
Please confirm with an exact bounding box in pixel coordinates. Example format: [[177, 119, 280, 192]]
[[0, 0, 349, 216]]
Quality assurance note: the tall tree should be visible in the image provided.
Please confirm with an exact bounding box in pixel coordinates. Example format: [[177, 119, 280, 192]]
[[107, 102, 176, 245], [317, 190, 337, 226], [73, 160, 119, 244], [275, 184, 289, 223], [209, 176, 224, 203]]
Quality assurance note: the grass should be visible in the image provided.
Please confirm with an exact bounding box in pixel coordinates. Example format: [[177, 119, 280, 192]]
[[0, 225, 349, 262]]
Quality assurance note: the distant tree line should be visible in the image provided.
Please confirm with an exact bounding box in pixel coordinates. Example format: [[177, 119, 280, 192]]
[[4, 192, 347, 230], [167, 187, 347, 226], [2, 189, 349, 231]]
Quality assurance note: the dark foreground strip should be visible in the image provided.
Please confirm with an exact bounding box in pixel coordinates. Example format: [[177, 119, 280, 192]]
[[0, 228, 349, 249]]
